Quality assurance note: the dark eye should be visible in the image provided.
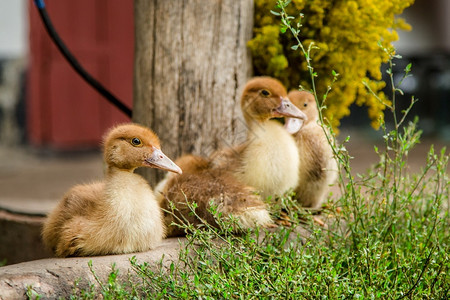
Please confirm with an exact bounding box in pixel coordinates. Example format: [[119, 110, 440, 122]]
[[261, 89, 270, 96], [131, 137, 142, 146], [303, 102, 308, 107]]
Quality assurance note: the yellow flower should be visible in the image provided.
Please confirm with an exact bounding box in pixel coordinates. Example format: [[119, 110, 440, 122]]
[[249, 0, 414, 130]]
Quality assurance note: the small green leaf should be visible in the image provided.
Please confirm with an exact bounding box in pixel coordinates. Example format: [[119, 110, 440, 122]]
[[405, 63, 412, 72], [291, 45, 299, 50], [270, 10, 280, 16]]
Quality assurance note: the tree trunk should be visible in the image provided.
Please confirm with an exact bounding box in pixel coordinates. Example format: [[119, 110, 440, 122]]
[[133, 0, 254, 185]]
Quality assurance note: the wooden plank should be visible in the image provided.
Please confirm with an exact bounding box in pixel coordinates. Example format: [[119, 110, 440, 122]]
[[48, 55, 103, 148]]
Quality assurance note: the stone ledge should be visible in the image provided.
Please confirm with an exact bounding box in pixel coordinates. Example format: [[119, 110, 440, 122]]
[[0, 238, 184, 299], [0, 204, 336, 299]]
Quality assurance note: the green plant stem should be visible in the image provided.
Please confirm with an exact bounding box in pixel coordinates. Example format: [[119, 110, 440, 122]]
[[276, 0, 364, 236]]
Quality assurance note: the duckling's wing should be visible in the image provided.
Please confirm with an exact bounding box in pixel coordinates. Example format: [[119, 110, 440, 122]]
[[295, 125, 338, 208], [174, 154, 210, 174], [42, 182, 104, 255], [62, 182, 104, 215], [161, 169, 271, 237]]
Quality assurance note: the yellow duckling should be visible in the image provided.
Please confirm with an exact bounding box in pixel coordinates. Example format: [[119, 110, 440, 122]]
[[42, 123, 181, 257]]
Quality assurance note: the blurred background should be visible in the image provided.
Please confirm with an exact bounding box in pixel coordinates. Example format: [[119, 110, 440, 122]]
[[0, 0, 449, 151], [339, 0, 450, 140], [0, 0, 448, 264], [0, 0, 450, 151]]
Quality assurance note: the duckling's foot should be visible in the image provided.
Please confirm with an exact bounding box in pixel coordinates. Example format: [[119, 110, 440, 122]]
[[275, 211, 292, 227], [313, 216, 327, 228]]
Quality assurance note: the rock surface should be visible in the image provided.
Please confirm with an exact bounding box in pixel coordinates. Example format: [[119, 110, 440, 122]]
[[0, 238, 183, 299]]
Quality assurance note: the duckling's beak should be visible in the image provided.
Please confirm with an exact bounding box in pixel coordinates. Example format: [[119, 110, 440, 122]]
[[275, 97, 307, 120], [145, 148, 183, 174], [274, 97, 307, 134]]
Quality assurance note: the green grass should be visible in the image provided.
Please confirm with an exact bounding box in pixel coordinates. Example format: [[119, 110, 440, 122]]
[[73, 80, 449, 300], [71, 1, 449, 298], [76, 160, 448, 299]]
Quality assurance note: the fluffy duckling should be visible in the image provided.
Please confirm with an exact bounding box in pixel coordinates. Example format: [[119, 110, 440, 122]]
[[212, 77, 307, 200], [156, 77, 306, 235], [286, 90, 338, 208], [157, 154, 271, 237], [42, 123, 182, 257]]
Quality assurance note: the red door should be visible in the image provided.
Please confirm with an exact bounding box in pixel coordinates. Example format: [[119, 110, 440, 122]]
[[28, 0, 133, 149]]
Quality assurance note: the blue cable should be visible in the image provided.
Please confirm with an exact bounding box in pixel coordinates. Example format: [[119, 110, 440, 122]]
[[34, 0, 45, 9]]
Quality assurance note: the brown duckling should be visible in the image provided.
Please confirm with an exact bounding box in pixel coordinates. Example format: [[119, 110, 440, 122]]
[[212, 76, 307, 200], [42, 123, 182, 257], [156, 77, 306, 235], [156, 154, 271, 237], [286, 90, 338, 208]]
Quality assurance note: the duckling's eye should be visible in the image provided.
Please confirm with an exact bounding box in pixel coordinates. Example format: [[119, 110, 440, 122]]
[[261, 89, 270, 96], [130, 138, 142, 146], [303, 103, 308, 107]]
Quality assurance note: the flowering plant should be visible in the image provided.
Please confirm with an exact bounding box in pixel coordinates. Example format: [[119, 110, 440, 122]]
[[248, 0, 414, 129]]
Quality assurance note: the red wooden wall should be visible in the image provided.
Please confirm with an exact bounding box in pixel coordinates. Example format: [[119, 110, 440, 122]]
[[28, 0, 134, 149]]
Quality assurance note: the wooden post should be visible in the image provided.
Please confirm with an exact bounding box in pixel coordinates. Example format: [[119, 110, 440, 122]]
[[133, 0, 254, 185]]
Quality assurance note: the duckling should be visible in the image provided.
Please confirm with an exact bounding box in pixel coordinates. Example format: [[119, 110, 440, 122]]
[[42, 123, 182, 257], [286, 90, 338, 208], [154, 154, 208, 202], [157, 154, 272, 237], [156, 77, 306, 235], [212, 77, 307, 200]]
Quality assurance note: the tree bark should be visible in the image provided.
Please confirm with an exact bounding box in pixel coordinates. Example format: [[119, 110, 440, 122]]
[[133, 0, 254, 185]]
